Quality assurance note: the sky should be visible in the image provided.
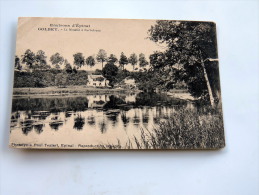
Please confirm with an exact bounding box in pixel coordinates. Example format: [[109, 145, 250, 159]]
[[16, 17, 165, 71]]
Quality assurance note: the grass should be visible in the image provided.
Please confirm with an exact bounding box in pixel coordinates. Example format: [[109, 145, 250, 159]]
[[101, 106, 225, 150], [12, 86, 136, 96]]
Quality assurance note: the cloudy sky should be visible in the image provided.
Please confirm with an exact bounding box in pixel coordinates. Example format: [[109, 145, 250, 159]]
[[16, 17, 164, 70]]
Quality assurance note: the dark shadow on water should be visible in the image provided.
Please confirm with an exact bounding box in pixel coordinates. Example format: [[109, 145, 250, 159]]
[[49, 121, 63, 130], [99, 120, 107, 134], [21, 119, 34, 135], [73, 114, 85, 131], [34, 124, 44, 134], [105, 110, 119, 126], [120, 111, 129, 127]]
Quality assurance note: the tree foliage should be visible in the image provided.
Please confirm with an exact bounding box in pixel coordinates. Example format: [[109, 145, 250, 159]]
[[139, 53, 148, 68], [35, 50, 48, 69], [73, 53, 85, 69], [50, 53, 64, 69], [85, 56, 95, 68], [102, 62, 119, 87], [119, 52, 128, 70], [96, 49, 107, 69], [64, 59, 73, 73], [22, 49, 35, 69], [107, 54, 118, 64], [15, 55, 22, 70], [128, 53, 138, 70], [148, 20, 219, 105]]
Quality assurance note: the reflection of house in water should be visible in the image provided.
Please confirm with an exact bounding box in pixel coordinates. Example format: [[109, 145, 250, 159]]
[[87, 74, 109, 87], [88, 95, 109, 108]]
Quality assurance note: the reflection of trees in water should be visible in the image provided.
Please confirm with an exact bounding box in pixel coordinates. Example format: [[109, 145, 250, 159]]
[[34, 124, 44, 134], [121, 111, 129, 127], [21, 120, 34, 135], [87, 115, 95, 126], [103, 95, 126, 110], [31, 111, 50, 120], [99, 120, 107, 134], [105, 111, 119, 126], [73, 114, 85, 131], [12, 97, 89, 113], [134, 92, 188, 107], [49, 121, 63, 130], [65, 111, 72, 118], [142, 113, 149, 124], [11, 112, 20, 120], [142, 108, 150, 124], [132, 115, 140, 127]]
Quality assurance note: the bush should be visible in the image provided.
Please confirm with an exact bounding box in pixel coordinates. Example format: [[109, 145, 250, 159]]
[[13, 70, 88, 88]]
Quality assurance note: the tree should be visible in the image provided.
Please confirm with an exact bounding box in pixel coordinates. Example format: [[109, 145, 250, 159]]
[[85, 56, 95, 69], [72, 66, 78, 73], [35, 50, 48, 69], [102, 62, 119, 87], [50, 53, 64, 69], [15, 55, 22, 70], [107, 54, 118, 64], [64, 59, 73, 73], [55, 72, 68, 88], [128, 53, 138, 71], [21, 49, 35, 69], [119, 52, 128, 70], [148, 20, 219, 106], [73, 53, 85, 69], [96, 49, 107, 69], [139, 53, 148, 68]]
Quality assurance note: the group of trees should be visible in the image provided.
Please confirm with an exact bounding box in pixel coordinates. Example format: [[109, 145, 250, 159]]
[[15, 49, 149, 72], [14, 20, 220, 107], [147, 20, 220, 106]]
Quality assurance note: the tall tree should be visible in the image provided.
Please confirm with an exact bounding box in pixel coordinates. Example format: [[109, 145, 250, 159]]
[[96, 49, 107, 69], [14, 55, 22, 70], [102, 62, 119, 88], [35, 50, 47, 69], [21, 49, 35, 69], [139, 53, 149, 68], [149, 20, 219, 106], [73, 53, 85, 69], [85, 56, 96, 69], [107, 54, 118, 64], [119, 52, 128, 70], [50, 53, 64, 69], [128, 53, 138, 71]]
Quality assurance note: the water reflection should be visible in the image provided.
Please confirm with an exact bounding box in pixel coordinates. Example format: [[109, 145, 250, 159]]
[[34, 124, 44, 134], [11, 93, 193, 140], [74, 114, 85, 130], [49, 121, 63, 130]]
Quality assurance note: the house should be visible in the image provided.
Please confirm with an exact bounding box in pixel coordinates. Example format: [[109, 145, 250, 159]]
[[87, 74, 109, 87], [123, 77, 137, 89]]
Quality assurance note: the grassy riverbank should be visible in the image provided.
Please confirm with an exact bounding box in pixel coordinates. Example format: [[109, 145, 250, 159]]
[[101, 106, 225, 150], [12, 86, 136, 96]]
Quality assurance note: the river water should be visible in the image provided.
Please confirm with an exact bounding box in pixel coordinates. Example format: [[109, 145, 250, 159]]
[[10, 92, 194, 148]]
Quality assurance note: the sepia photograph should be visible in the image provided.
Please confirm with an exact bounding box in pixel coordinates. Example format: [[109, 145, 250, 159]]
[[10, 17, 225, 149]]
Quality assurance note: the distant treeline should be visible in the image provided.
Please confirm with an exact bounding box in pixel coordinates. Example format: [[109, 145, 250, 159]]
[[14, 49, 149, 72]]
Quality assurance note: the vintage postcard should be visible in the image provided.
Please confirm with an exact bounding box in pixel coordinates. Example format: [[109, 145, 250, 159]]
[[10, 17, 225, 149]]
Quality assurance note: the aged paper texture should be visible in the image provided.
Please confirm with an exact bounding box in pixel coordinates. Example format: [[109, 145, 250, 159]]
[[10, 17, 225, 149]]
